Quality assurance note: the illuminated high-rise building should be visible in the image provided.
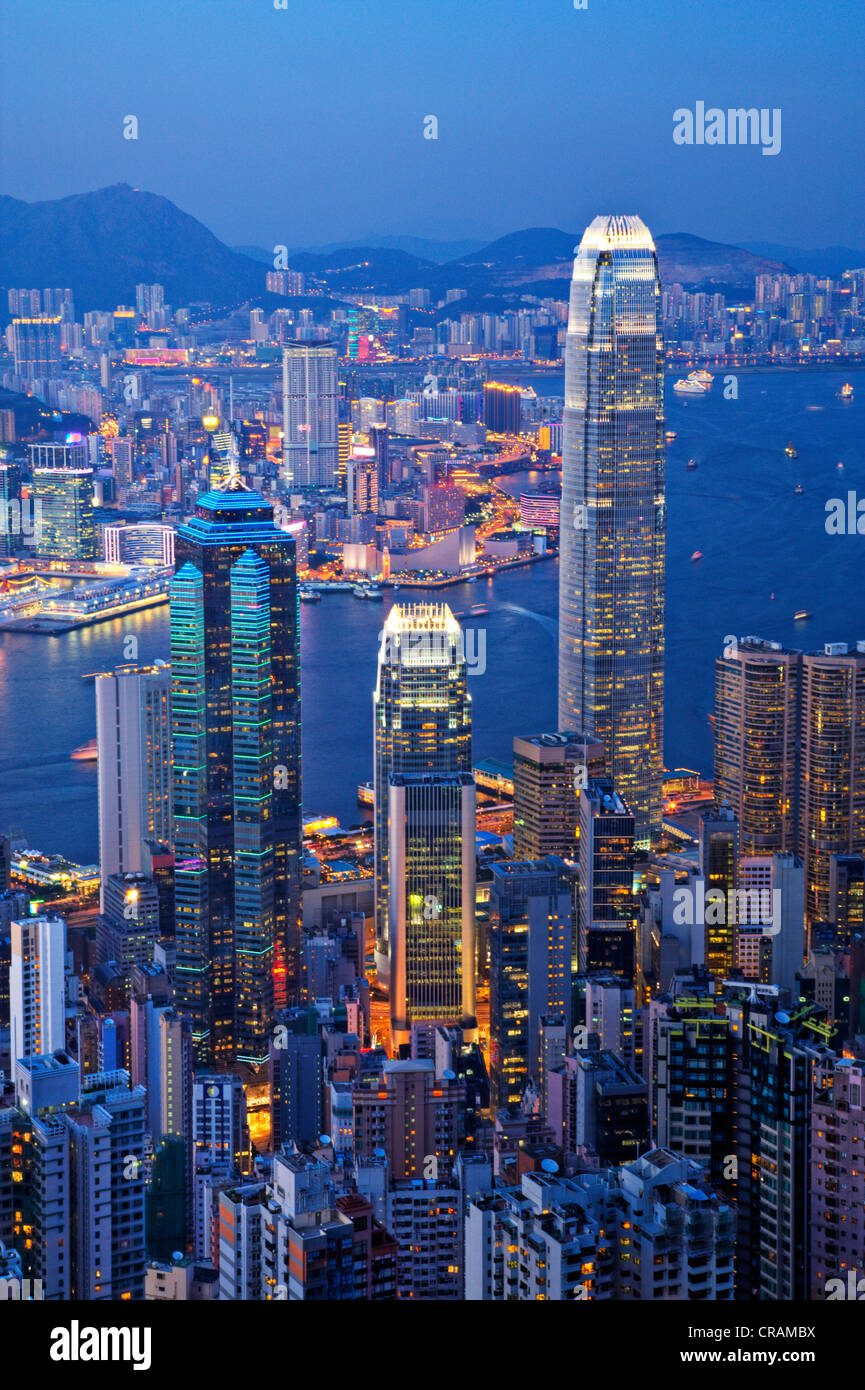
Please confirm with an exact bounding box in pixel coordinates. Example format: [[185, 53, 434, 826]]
[[482, 383, 521, 435], [714, 636, 865, 924], [373, 604, 472, 983], [558, 216, 665, 846], [698, 805, 739, 978], [281, 342, 338, 489], [799, 643, 865, 924], [11, 315, 61, 378], [170, 473, 302, 1069], [512, 731, 604, 861], [10, 916, 66, 1066], [30, 441, 95, 560], [95, 663, 172, 892], [388, 772, 476, 1048], [713, 636, 801, 854], [487, 857, 573, 1109], [576, 779, 636, 975]]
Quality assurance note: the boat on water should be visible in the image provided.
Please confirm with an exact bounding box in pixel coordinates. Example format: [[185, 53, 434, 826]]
[[353, 584, 383, 600], [673, 377, 709, 397], [299, 588, 322, 603], [794, 484, 805, 495], [71, 739, 97, 762], [357, 781, 374, 806], [784, 442, 798, 458], [794, 609, 812, 620], [691, 551, 703, 561], [665, 430, 677, 442], [837, 461, 845, 471], [837, 382, 854, 400], [690, 370, 713, 386], [686, 459, 698, 471]]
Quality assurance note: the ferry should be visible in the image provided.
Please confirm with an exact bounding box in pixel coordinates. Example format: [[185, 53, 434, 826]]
[[299, 588, 322, 603], [691, 551, 703, 561], [784, 443, 798, 458], [837, 382, 854, 400], [357, 781, 374, 806], [690, 370, 714, 386], [794, 609, 812, 621], [665, 430, 677, 442], [686, 459, 698, 471], [673, 377, 709, 397], [71, 739, 97, 762], [353, 584, 383, 600]]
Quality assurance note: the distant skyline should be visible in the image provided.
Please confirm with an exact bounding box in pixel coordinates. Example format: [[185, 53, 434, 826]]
[[2, 0, 863, 250]]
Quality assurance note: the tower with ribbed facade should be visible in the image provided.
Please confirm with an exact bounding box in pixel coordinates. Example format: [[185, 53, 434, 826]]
[[373, 604, 472, 987], [170, 473, 301, 1069], [558, 215, 666, 846]]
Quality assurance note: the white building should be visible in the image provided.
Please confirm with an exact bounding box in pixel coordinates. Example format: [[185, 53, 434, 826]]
[[10, 915, 66, 1067], [95, 663, 172, 894]]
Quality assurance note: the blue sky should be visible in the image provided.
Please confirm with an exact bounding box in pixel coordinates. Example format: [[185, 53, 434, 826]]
[[2, 0, 863, 249]]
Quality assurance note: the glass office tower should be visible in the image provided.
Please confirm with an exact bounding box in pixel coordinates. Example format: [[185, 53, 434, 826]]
[[374, 604, 472, 983], [388, 772, 476, 1049], [170, 474, 301, 1069], [558, 215, 665, 846]]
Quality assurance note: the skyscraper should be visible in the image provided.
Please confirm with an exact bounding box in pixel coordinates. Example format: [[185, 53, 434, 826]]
[[95, 663, 172, 892], [170, 473, 302, 1070], [388, 772, 476, 1047], [487, 857, 573, 1109], [30, 441, 95, 560], [713, 636, 801, 854], [698, 805, 739, 978], [714, 636, 865, 923], [576, 779, 636, 974], [281, 342, 338, 489], [512, 731, 604, 861], [799, 643, 865, 923], [373, 604, 472, 983], [10, 916, 66, 1065], [558, 215, 665, 846]]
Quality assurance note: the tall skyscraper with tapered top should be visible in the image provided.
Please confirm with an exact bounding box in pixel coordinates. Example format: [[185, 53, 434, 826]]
[[170, 472, 302, 1070], [373, 604, 472, 984], [558, 216, 665, 846]]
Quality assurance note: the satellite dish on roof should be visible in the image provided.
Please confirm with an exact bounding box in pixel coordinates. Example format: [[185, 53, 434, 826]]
[[319, 1134, 332, 1146], [373, 1147, 386, 1158], [172, 1251, 183, 1262], [775, 1012, 790, 1024], [541, 1158, 559, 1174], [442, 1068, 456, 1080]]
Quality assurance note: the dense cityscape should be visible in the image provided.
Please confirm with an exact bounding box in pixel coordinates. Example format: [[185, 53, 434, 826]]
[[0, 1, 863, 1360]]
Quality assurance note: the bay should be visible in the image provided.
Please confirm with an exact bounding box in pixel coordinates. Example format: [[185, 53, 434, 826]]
[[0, 369, 861, 863]]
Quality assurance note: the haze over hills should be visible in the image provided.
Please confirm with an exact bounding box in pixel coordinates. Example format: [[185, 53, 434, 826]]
[[236, 235, 484, 264], [0, 183, 809, 314], [737, 242, 865, 278]]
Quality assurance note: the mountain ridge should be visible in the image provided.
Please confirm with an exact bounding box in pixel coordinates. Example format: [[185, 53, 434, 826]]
[[0, 185, 807, 313]]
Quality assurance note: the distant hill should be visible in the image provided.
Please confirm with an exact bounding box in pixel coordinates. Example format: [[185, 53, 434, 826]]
[[737, 242, 865, 277], [0, 184, 267, 311], [0, 185, 799, 314]]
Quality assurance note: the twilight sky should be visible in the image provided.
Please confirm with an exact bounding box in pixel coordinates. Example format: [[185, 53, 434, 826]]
[[2, 0, 863, 251]]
